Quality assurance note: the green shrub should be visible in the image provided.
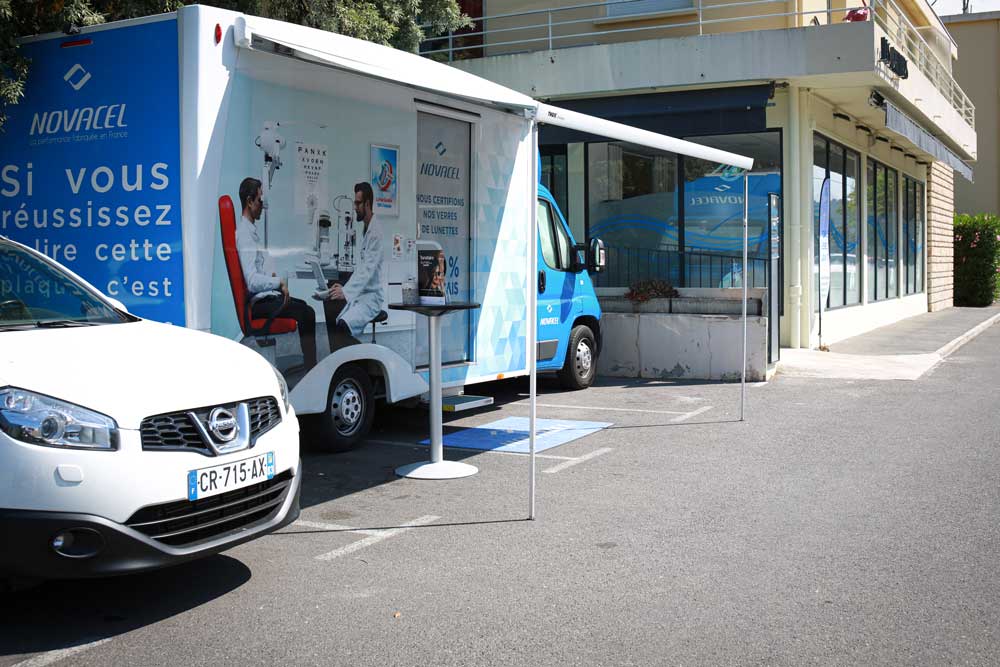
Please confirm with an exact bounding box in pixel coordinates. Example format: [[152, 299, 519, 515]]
[[954, 213, 1000, 307]]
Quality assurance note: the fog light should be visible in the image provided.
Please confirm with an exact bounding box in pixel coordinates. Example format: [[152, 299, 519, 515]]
[[51, 528, 104, 559]]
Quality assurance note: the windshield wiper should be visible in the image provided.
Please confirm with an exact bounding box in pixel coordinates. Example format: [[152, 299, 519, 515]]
[[34, 319, 100, 328]]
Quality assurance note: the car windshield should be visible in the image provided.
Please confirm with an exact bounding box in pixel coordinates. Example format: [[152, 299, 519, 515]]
[[0, 240, 129, 328]]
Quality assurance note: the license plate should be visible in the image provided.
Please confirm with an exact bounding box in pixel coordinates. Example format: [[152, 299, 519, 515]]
[[187, 452, 275, 501]]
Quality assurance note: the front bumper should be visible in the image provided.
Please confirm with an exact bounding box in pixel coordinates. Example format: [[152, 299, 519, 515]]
[[0, 464, 300, 580]]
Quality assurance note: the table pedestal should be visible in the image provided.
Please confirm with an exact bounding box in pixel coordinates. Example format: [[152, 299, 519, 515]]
[[392, 306, 478, 480]]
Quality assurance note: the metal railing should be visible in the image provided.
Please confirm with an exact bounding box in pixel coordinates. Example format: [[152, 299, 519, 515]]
[[421, 0, 974, 130], [594, 244, 768, 289]]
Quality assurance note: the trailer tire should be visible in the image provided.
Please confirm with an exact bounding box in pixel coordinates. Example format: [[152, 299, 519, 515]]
[[557, 324, 597, 390], [318, 364, 375, 452]]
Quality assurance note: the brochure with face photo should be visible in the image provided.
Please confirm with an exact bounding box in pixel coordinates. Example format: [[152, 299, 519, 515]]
[[418, 245, 446, 305]]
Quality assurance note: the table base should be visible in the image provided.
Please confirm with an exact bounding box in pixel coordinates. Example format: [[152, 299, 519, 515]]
[[395, 460, 479, 480]]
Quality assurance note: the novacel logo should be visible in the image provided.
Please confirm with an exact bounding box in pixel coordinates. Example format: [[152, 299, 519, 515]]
[[27, 62, 128, 136], [63, 64, 91, 91], [29, 105, 128, 136], [375, 159, 394, 192]]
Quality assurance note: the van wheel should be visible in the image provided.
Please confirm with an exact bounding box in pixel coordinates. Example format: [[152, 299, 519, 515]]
[[318, 364, 374, 452], [557, 325, 597, 390]]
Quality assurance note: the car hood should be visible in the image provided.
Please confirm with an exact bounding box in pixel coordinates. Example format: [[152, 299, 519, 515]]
[[0, 320, 280, 429]]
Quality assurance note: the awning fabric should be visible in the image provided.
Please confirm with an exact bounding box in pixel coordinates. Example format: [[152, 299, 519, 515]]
[[540, 85, 772, 144], [234, 16, 537, 112], [885, 102, 974, 182], [233, 16, 753, 169]]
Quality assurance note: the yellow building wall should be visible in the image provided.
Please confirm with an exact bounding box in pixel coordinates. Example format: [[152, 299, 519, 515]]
[[946, 16, 1000, 216]]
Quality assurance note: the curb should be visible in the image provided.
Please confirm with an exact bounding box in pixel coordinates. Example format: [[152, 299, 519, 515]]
[[934, 310, 1000, 360]]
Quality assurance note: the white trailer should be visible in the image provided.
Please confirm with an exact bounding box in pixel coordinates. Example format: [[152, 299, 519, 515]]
[[1, 6, 752, 456]]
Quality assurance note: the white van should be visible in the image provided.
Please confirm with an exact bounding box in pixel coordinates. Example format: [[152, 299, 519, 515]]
[[0, 236, 301, 586]]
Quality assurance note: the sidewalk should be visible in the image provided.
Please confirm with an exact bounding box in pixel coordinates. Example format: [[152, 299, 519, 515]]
[[776, 304, 1000, 380]]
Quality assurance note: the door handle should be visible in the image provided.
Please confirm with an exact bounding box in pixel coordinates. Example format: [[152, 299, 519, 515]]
[[538, 270, 546, 293]]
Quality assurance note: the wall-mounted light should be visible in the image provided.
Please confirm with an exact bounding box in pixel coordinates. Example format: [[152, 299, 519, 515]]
[[916, 160, 928, 165], [833, 112, 851, 121], [891, 146, 904, 153], [904, 153, 917, 160], [876, 136, 890, 143], [856, 124, 872, 134]]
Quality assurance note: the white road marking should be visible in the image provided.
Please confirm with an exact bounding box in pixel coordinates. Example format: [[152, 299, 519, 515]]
[[314, 515, 440, 561], [511, 401, 690, 415], [12, 638, 113, 667], [670, 405, 713, 422], [542, 447, 614, 474], [294, 519, 385, 537], [365, 438, 574, 459]]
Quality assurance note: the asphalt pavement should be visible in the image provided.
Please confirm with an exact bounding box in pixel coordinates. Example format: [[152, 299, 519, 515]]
[[3, 323, 1000, 666]]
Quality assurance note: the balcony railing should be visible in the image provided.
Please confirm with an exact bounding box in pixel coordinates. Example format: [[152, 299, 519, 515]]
[[421, 0, 974, 130]]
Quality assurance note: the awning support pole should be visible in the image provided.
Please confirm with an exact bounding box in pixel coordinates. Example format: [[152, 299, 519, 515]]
[[740, 171, 749, 421]]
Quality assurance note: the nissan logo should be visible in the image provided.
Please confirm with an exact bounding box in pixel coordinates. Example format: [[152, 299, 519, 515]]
[[208, 407, 238, 443]]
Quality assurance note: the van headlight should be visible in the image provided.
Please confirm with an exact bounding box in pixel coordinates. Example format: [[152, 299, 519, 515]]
[[273, 368, 290, 413], [0, 388, 118, 450]]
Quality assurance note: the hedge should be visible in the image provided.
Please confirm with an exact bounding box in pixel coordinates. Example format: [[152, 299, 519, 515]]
[[954, 213, 1000, 307]]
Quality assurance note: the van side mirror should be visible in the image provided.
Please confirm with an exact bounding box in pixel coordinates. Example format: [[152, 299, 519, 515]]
[[588, 237, 606, 273]]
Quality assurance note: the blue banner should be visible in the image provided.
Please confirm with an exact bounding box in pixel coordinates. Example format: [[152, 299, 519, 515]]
[[0, 19, 185, 324]]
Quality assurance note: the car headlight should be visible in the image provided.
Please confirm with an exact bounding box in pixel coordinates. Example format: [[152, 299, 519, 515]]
[[273, 368, 290, 413], [0, 388, 118, 450]]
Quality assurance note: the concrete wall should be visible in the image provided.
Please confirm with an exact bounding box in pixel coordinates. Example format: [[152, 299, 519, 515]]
[[596, 312, 769, 381], [927, 161, 955, 311], [944, 14, 1000, 216]]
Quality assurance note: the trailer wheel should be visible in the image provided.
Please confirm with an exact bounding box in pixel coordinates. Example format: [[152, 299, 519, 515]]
[[557, 325, 597, 390], [318, 364, 375, 452]]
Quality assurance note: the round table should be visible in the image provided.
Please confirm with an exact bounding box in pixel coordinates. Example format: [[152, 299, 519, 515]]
[[388, 302, 481, 479]]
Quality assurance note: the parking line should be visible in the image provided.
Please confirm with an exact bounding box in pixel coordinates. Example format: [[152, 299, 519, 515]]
[[512, 401, 691, 415], [542, 447, 613, 474], [670, 405, 713, 422], [294, 519, 386, 537], [314, 515, 440, 561], [12, 638, 113, 667], [365, 438, 575, 459]]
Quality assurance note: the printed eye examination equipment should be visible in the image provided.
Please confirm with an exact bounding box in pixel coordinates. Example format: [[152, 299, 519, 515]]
[[254, 120, 285, 246]]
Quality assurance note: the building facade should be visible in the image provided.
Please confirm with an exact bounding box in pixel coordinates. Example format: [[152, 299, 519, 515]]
[[425, 0, 976, 350], [942, 11, 999, 217]]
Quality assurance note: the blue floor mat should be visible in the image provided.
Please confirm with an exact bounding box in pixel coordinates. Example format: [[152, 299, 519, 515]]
[[420, 417, 612, 454]]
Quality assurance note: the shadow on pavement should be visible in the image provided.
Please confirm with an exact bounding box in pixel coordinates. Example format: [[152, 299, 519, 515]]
[[0, 554, 251, 659]]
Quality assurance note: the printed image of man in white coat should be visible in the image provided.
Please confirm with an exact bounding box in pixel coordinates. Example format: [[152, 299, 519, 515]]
[[316, 181, 385, 349]]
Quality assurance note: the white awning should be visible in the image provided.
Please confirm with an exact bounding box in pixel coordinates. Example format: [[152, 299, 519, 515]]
[[232, 16, 753, 170], [536, 103, 754, 170], [233, 16, 537, 113]]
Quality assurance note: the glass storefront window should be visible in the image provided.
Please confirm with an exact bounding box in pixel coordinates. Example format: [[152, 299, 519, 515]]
[[845, 153, 860, 305], [685, 132, 781, 290], [887, 169, 898, 298], [867, 160, 876, 303], [813, 133, 860, 309], [901, 174, 926, 296], [916, 182, 924, 293], [587, 142, 679, 287]]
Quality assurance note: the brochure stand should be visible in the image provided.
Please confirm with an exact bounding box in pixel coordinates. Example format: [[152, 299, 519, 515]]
[[389, 302, 481, 479]]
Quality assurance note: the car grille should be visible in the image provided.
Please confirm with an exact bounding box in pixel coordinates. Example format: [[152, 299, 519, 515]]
[[140, 397, 281, 456], [126, 471, 293, 547]]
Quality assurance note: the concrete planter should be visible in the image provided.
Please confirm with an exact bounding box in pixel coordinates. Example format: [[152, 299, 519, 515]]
[[594, 289, 770, 382], [595, 312, 768, 382]]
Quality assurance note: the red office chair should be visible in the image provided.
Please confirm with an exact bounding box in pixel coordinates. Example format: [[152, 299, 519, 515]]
[[218, 196, 297, 352]]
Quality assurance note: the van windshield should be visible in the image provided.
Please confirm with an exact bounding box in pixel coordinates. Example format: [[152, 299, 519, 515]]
[[0, 240, 129, 329]]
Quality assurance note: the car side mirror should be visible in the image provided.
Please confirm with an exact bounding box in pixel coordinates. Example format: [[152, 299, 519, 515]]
[[588, 237, 606, 273]]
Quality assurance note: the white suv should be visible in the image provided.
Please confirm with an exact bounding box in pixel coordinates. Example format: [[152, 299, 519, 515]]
[[0, 237, 300, 585]]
